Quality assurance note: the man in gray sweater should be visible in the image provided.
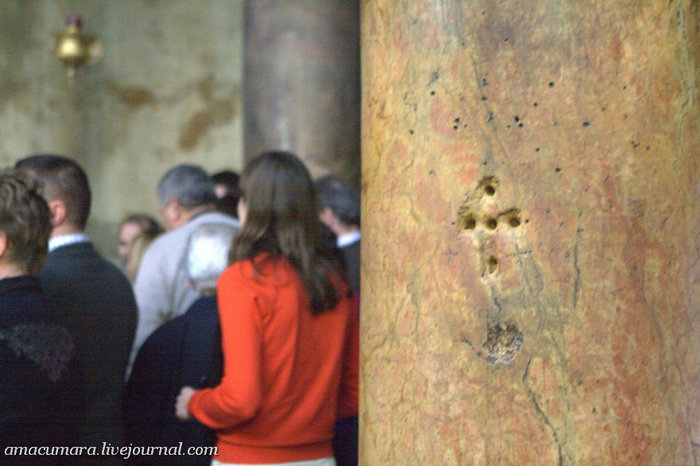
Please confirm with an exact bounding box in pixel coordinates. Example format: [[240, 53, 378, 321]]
[[130, 164, 239, 369]]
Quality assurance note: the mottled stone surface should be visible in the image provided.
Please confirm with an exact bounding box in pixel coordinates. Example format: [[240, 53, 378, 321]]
[[244, 0, 360, 184], [0, 0, 244, 260], [361, 1, 699, 464]]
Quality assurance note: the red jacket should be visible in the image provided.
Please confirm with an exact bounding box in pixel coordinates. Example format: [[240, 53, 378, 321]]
[[188, 255, 359, 464]]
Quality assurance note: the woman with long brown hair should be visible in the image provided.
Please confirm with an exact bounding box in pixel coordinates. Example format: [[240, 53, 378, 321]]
[[176, 151, 359, 466]]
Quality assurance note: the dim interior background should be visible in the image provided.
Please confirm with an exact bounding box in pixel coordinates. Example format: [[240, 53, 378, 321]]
[[0, 0, 245, 263]]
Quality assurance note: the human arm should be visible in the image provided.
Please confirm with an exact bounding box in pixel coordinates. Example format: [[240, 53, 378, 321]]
[[186, 266, 264, 430], [175, 386, 195, 420]]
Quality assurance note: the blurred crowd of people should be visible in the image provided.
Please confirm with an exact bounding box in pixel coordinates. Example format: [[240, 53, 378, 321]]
[[0, 152, 361, 466]]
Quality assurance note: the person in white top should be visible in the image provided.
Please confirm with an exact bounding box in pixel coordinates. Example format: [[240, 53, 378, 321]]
[[130, 164, 239, 370]]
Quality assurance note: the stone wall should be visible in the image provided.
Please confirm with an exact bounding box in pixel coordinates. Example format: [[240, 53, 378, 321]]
[[0, 0, 244, 261]]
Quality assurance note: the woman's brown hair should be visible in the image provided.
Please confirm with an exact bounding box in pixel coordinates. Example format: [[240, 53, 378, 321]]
[[0, 172, 52, 275], [230, 151, 346, 313]]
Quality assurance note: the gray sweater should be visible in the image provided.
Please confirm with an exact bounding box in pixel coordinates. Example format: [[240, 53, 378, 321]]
[[130, 211, 239, 369]]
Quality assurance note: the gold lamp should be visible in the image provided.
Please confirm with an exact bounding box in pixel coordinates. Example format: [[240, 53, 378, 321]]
[[54, 15, 102, 78]]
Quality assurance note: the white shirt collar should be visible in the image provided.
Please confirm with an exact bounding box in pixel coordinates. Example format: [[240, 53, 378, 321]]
[[48, 233, 91, 252], [337, 231, 361, 248]]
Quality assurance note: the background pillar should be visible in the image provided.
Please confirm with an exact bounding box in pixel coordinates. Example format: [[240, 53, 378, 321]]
[[244, 0, 360, 183], [361, 1, 699, 464]]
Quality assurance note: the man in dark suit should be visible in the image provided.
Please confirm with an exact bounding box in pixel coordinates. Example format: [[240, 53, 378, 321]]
[[16, 155, 137, 464], [315, 175, 361, 466], [316, 175, 361, 295]]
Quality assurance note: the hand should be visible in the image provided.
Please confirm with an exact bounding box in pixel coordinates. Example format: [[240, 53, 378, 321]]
[[175, 386, 196, 420]]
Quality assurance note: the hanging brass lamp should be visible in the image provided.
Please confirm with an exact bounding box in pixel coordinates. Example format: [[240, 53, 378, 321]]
[[54, 15, 103, 78]]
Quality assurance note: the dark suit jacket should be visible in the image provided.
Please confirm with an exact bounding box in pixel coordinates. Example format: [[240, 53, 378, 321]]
[[341, 239, 360, 296], [40, 242, 137, 464], [0, 276, 81, 465], [124, 296, 221, 466], [337, 238, 360, 466]]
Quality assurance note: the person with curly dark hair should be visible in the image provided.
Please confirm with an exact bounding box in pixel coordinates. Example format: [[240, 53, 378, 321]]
[[0, 172, 80, 465]]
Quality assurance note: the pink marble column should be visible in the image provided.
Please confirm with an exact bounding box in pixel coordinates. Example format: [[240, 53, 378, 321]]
[[244, 0, 360, 183], [361, 0, 700, 464]]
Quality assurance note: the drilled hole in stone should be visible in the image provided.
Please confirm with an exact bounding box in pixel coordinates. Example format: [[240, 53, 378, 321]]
[[500, 208, 522, 229], [486, 218, 497, 229], [461, 214, 476, 230], [487, 256, 498, 273], [476, 176, 499, 198]]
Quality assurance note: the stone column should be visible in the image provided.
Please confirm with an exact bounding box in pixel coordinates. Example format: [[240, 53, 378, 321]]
[[361, 1, 699, 464], [244, 0, 360, 183]]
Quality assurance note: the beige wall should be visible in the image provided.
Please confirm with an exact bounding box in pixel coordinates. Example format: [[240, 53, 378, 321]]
[[0, 0, 244, 262]]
